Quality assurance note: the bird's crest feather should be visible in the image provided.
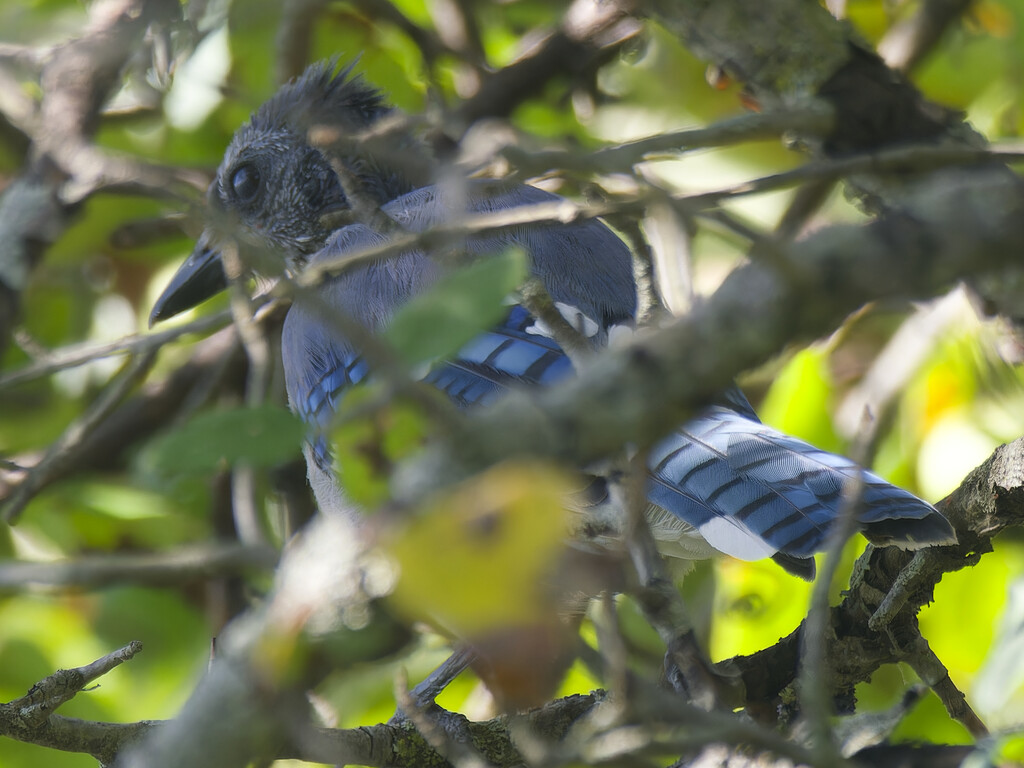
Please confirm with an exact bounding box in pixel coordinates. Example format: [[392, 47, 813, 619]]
[[249, 58, 391, 136]]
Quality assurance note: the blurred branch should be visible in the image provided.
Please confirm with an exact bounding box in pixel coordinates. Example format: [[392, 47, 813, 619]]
[[0, 308, 235, 390], [427, 0, 487, 71], [0, 322, 252, 513], [0, 0, 191, 358], [0, 543, 278, 592], [276, 0, 331, 83], [2, 350, 158, 524], [453, 0, 641, 133], [640, 0, 961, 158], [304, 139, 1024, 291], [878, 0, 975, 74], [33, 0, 190, 202], [772, 178, 835, 243], [349, 0, 452, 67], [220, 241, 275, 547], [799, 427, 874, 762], [835, 287, 967, 441], [502, 105, 835, 177], [113, 514, 413, 768], [296, 142, 1019, 296]]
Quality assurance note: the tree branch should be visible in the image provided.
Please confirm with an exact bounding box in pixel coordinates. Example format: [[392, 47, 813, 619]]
[[0, 643, 156, 765], [398, 166, 1024, 484], [0, 543, 278, 592]]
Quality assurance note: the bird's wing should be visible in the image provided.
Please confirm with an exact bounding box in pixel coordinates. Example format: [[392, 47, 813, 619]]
[[423, 304, 574, 407], [647, 406, 955, 565], [285, 185, 954, 569]]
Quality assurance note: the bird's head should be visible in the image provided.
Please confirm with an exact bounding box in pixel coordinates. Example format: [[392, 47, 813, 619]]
[[151, 60, 409, 325]]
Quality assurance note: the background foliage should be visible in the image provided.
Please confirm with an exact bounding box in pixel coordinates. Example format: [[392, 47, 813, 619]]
[[2, 0, 1024, 766]]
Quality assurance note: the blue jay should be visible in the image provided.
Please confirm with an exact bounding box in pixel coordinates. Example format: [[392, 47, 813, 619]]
[[151, 62, 956, 580]]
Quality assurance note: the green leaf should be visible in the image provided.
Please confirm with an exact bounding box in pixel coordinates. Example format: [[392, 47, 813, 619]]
[[145, 405, 305, 475], [384, 248, 528, 365], [331, 386, 431, 508]]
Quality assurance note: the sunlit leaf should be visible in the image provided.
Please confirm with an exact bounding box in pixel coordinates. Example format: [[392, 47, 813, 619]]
[[758, 346, 841, 453], [994, 732, 1024, 765]]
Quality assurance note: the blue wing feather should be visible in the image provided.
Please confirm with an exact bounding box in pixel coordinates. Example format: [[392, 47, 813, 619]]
[[293, 347, 371, 472], [423, 305, 574, 406]]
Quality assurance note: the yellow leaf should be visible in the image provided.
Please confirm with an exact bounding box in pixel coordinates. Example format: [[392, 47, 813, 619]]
[[386, 461, 573, 636]]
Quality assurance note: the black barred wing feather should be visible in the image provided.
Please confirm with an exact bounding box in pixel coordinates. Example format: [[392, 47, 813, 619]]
[[287, 303, 575, 470], [647, 406, 955, 566], [424, 305, 573, 406]]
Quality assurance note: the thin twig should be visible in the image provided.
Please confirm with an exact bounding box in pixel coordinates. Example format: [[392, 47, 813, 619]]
[[900, 634, 989, 737], [0, 543, 278, 592], [7, 642, 144, 730], [503, 104, 835, 177], [642, 196, 695, 316], [798, 407, 879, 763], [220, 239, 273, 547], [303, 141, 1024, 287], [2, 350, 158, 523], [610, 217, 662, 327], [618, 452, 745, 710], [0, 308, 235, 390]]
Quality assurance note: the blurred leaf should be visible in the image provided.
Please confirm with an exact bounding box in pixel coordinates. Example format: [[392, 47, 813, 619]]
[[994, 732, 1024, 764], [384, 248, 528, 365], [87, 588, 208, 716], [46, 195, 176, 265], [917, 409, 1000, 500], [386, 461, 572, 636], [332, 387, 431, 508], [144, 405, 305, 475], [973, 0, 1017, 37], [70, 482, 178, 520]]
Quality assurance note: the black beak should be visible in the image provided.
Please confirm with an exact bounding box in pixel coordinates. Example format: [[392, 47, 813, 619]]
[[149, 231, 227, 326]]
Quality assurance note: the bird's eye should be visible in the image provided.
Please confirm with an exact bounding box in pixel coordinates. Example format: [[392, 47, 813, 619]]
[[230, 163, 261, 203]]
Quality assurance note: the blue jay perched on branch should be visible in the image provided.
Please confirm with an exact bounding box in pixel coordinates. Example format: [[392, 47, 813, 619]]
[[151, 61, 955, 580]]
